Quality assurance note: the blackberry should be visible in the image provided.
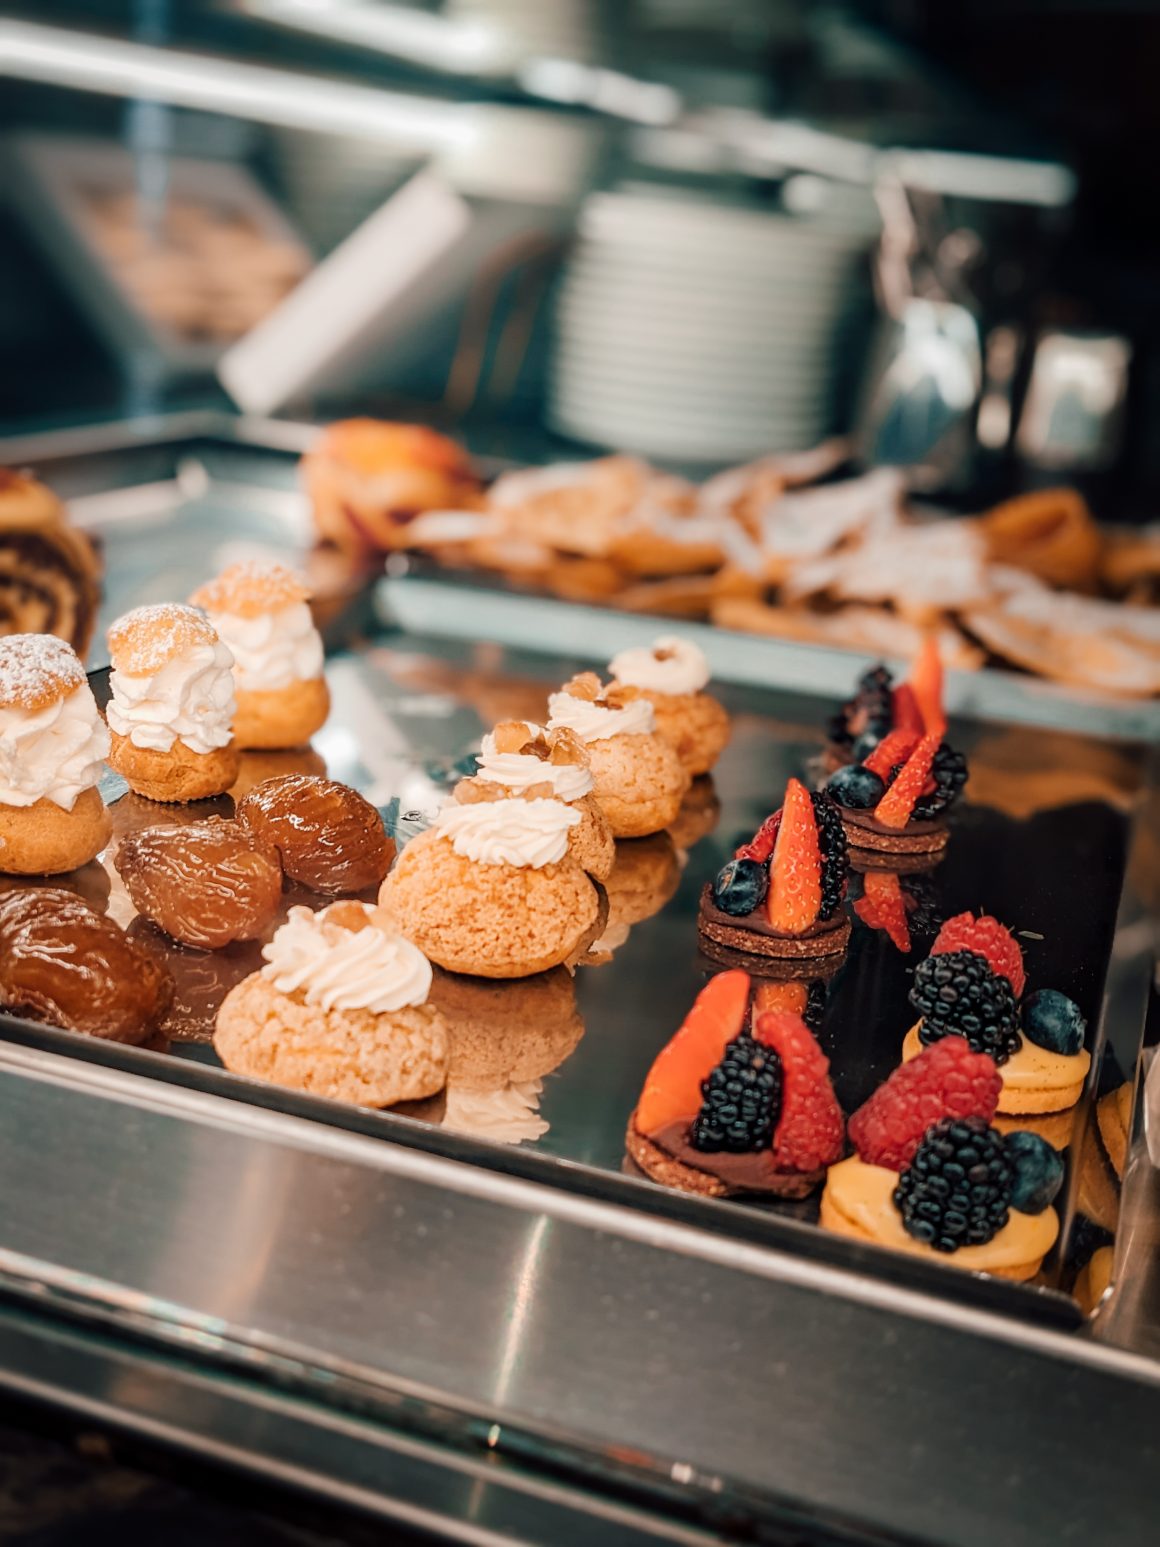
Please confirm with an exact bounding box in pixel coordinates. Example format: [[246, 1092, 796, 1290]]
[[902, 874, 941, 939], [911, 949, 1022, 1064], [912, 744, 969, 820], [830, 664, 893, 747], [690, 1033, 782, 1153], [804, 980, 828, 1033], [894, 1116, 1013, 1251], [810, 791, 848, 921]]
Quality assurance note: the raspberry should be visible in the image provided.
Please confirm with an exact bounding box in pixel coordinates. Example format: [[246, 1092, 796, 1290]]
[[848, 1036, 1002, 1171], [735, 809, 780, 863], [765, 779, 822, 933], [931, 912, 1025, 998], [873, 732, 940, 829], [754, 1011, 845, 1173], [862, 728, 921, 780], [854, 869, 911, 953]]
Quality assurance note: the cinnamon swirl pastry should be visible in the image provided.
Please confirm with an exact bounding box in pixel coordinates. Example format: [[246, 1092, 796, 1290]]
[[0, 471, 101, 658]]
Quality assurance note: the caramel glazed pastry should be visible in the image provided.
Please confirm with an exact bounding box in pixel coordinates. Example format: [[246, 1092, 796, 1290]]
[[0, 469, 102, 657], [607, 634, 729, 777], [105, 603, 240, 802], [0, 634, 111, 874], [379, 796, 600, 979], [453, 719, 614, 882], [216, 900, 449, 1106], [189, 561, 329, 750], [547, 672, 689, 838]]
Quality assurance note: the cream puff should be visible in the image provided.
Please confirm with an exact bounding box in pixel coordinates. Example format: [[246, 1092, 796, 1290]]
[[608, 635, 729, 776], [453, 720, 614, 882], [378, 797, 599, 978], [215, 900, 448, 1106], [0, 633, 111, 874], [902, 915, 1091, 1116], [547, 672, 689, 838], [106, 604, 240, 803], [189, 561, 329, 750], [826, 1038, 1063, 1280]]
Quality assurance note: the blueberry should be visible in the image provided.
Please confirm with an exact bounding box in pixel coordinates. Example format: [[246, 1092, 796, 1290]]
[[711, 857, 768, 917], [849, 731, 883, 763], [1004, 1130, 1065, 1214], [1021, 989, 1086, 1056], [826, 763, 887, 810]]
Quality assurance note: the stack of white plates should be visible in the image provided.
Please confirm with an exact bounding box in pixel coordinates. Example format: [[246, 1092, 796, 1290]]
[[548, 185, 877, 462]]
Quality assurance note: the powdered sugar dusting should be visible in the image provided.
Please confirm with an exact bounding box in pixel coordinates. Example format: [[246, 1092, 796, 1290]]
[[190, 561, 311, 619], [108, 603, 219, 676], [0, 632, 86, 710]]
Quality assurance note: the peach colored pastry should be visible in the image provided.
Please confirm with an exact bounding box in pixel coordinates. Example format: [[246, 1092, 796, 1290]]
[[825, 1039, 1062, 1281], [0, 634, 111, 874], [700, 779, 850, 969], [189, 562, 329, 750], [901, 914, 1091, 1116], [608, 635, 729, 777], [236, 773, 394, 895], [547, 671, 688, 839], [115, 818, 283, 949], [453, 720, 613, 882], [105, 604, 239, 803], [0, 886, 173, 1044], [378, 797, 599, 979], [626, 970, 844, 1199], [215, 900, 448, 1106], [301, 419, 481, 557], [0, 468, 102, 656]]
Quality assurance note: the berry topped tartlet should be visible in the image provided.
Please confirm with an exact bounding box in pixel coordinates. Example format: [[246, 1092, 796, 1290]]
[[607, 635, 730, 777], [826, 636, 946, 771], [626, 969, 845, 1198], [822, 1038, 1064, 1279], [699, 778, 850, 970], [825, 729, 968, 864], [902, 913, 1092, 1117]]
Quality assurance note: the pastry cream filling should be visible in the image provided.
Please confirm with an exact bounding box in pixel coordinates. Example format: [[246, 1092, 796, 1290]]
[[477, 728, 592, 802], [824, 1156, 1059, 1270], [547, 690, 655, 743], [0, 684, 109, 810], [609, 635, 710, 696], [902, 1023, 1091, 1092], [434, 795, 580, 868], [107, 639, 236, 755], [207, 601, 323, 693], [263, 903, 431, 1013]]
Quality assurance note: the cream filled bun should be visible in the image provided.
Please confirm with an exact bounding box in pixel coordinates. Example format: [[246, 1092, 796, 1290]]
[[215, 900, 448, 1106], [190, 561, 329, 750], [106, 603, 239, 802], [0, 633, 111, 873], [608, 635, 729, 776]]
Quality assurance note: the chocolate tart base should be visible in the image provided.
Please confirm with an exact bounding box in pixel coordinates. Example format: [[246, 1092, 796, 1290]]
[[840, 821, 949, 857], [698, 934, 846, 979], [625, 1114, 822, 1199], [847, 845, 943, 876], [698, 904, 851, 965]]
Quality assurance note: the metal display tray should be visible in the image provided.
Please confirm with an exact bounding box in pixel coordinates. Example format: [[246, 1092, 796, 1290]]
[[0, 415, 1153, 1336]]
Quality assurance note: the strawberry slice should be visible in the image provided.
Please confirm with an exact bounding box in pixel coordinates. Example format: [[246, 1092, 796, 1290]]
[[753, 979, 808, 1023], [873, 733, 940, 830], [853, 870, 911, 952], [909, 635, 946, 737], [765, 778, 822, 934], [848, 1037, 1001, 1171], [636, 970, 751, 1135], [931, 912, 1025, 997], [891, 683, 924, 734], [862, 728, 921, 780], [754, 1011, 845, 1172], [735, 809, 781, 863]]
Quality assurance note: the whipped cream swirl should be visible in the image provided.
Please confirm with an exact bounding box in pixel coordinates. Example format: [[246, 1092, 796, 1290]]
[[476, 727, 592, 802], [609, 635, 710, 696], [207, 602, 324, 693], [262, 903, 432, 1013], [0, 684, 110, 811], [547, 690, 655, 743], [107, 639, 236, 755], [434, 796, 579, 867]]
